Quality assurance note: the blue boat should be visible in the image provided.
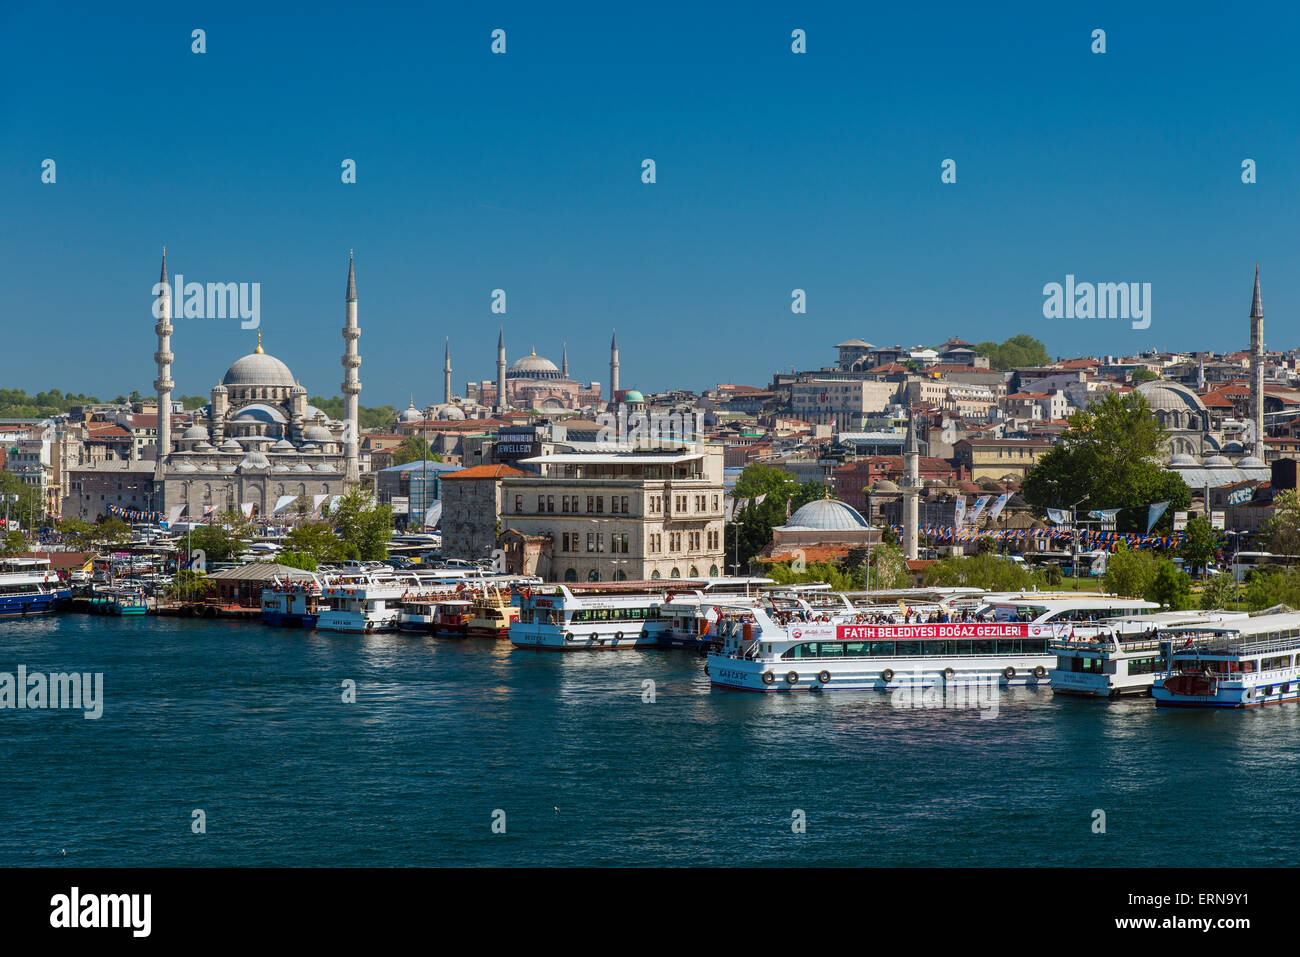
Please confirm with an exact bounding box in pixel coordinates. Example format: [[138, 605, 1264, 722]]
[[0, 558, 72, 618]]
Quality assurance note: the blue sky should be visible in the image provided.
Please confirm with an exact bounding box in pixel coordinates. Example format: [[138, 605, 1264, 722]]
[[3, 1, 1298, 406]]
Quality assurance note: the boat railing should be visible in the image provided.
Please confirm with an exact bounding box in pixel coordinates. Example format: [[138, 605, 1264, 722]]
[[1171, 634, 1300, 658]]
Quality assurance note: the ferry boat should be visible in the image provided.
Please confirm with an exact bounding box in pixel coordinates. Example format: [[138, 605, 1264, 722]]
[[87, 585, 148, 616], [465, 586, 520, 639], [512, 582, 678, 649], [316, 575, 411, 633], [1153, 611, 1300, 708], [397, 596, 478, 635], [261, 577, 330, 628], [1049, 610, 1250, 698], [0, 558, 72, 617], [707, 602, 1075, 691]]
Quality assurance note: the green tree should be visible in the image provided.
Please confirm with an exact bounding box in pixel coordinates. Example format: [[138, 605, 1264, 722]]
[[1199, 572, 1237, 610], [1021, 391, 1190, 533], [973, 334, 1051, 370], [274, 550, 318, 572], [869, 541, 908, 590], [57, 518, 99, 551], [0, 530, 27, 557], [729, 466, 828, 568], [1146, 560, 1191, 609], [1263, 489, 1300, 556], [189, 513, 253, 564], [327, 486, 393, 561], [391, 435, 442, 466], [95, 517, 131, 548], [167, 569, 214, 601], [283, 522, 350, 564], [1130, 368, 1160, 384], [924, 552, 1037, 590], [766, 560, 865, 590], [1180, 515, 1221, 577], [1241, 566, 1300, 611], [1101, 544, 1159, 597]]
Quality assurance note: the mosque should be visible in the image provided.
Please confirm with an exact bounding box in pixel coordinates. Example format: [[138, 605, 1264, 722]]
[[461, 330, 616, 413], [151, 251, 360, 519]]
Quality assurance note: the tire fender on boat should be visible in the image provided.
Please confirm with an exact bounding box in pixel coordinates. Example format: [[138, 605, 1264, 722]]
[[1033, 665, 1047, 679], [785, 671, 799, 685], [761, 671, 776, 685], [1003, 666, 1016, 681], [881, 668, 895, 683], [817, 670, 831, 684], [941, 667, 955, 682], [614, 631, 623, 641]]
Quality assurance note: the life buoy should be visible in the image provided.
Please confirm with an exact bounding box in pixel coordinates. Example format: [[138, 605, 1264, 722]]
[[817, 670, 831, 684], [881, 668, 895, 683], [941, 667, 955, 682], [1004, 666, 1016, 681], [1033, 665, 1047, 679], [785, 671, 799, 685], [762, 671, 776, 685]]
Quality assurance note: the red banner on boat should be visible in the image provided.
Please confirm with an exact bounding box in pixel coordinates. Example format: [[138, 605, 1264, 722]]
[[831, 622, 1054, 641]]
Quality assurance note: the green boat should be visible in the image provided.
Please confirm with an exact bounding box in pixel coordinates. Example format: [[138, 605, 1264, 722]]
[[88, 588, 149, 616]]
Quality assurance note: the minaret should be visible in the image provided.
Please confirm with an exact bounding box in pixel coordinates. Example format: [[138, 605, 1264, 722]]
[[609, 330, 620, 398], [900, 406, 920, 561], [341, 251, 361, 485], [1196, 354, 1205, 392], [561, 342, 568, 379], [496, 327, 507, 412], [1250, 265, 1265, 458], [443, 338, 453, 405], [153, 247, 173, 482]]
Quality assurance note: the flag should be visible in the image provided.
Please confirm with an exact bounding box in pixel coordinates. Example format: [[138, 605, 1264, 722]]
[[987, 492, 1011, 520], [953, 495, 967, 527], [1147, 501, 1170, 534], [1046, 508, 1070, 525], [966, 495, 991, 523]]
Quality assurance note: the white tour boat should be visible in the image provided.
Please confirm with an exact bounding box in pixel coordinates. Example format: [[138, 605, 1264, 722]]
[[511, 582, 680, 650], [1049, 610, 1251, 698], [1153, 611, 1300, 708]]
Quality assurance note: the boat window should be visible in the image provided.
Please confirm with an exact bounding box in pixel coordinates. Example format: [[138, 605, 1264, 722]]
[[1262, 655, 1292, 671]]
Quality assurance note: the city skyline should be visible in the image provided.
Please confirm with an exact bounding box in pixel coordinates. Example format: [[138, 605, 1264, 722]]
[[4, 2, 1298, 404]]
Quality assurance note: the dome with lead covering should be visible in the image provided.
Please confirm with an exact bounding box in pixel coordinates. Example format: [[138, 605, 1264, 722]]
[[784, 498, 870, 531], [223, 351, 297, 387], [507, 351, 562, 380]]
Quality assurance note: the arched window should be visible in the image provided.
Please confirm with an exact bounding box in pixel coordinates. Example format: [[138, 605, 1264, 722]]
[[564, 568, 577, 582], [689, 565, 699, 577], [614, 570, 627, 581], [670, 567, 681, 579], [587, 569, 600, 582], [650, 570, 661, 580], [709, 564, 719, 576]]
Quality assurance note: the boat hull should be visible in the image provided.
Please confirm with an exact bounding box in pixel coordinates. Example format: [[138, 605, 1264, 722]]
[[0, 590, 71, 617], [511, 624, 662, 650], [707, 652, 1055, 692]]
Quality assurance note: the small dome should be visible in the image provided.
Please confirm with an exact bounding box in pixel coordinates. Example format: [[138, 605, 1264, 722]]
[[292, 464, 313, 472], [303, 426, 334, 442], [398, 401, 423, 424], [182, 425, 209, 440], [1204, 455, 1233, 467], [313, 463, 333, 472], [1169, 453, 1198, 466], [786, 498, 870, 530], [172, 463, 198, 473], [437, 405, 466, 421], [624, 390, 645, 403], [873, 479, 900, 492], [193, 442, 216, 452], [1136, 380, 1208, 414], [220, 438, 243, 452], [1238, 456, 1266, 468], [199, 463, 218, 472], [239, 451, 271, 470], [272, 438, 296, 451], [272, 465, 290, 472]]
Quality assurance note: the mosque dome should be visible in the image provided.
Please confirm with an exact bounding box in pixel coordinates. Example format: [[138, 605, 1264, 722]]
[[303, 425, 334, 442], [507, 350, 562, 380], [222, 351, 296, 388], [232, 403, 287, 424], [1169, 453, 1198, 467], [1238, 456, 1267, 468], [1203, 455, 1233, 467], [182, 425, 209, 440], [1136, 380, 1207, 414], [437, 404, 466, 421], [172, 463, 198, 473], [624, 390, 645, 404], [398, 401, 423, 424], [219, 438, 243, 452], [292, 464, 313, 472], [238, 451, 271, 470], [873, 479, 900, 492], [785, 498, 870, 531], [271, 439, 296, 451]]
